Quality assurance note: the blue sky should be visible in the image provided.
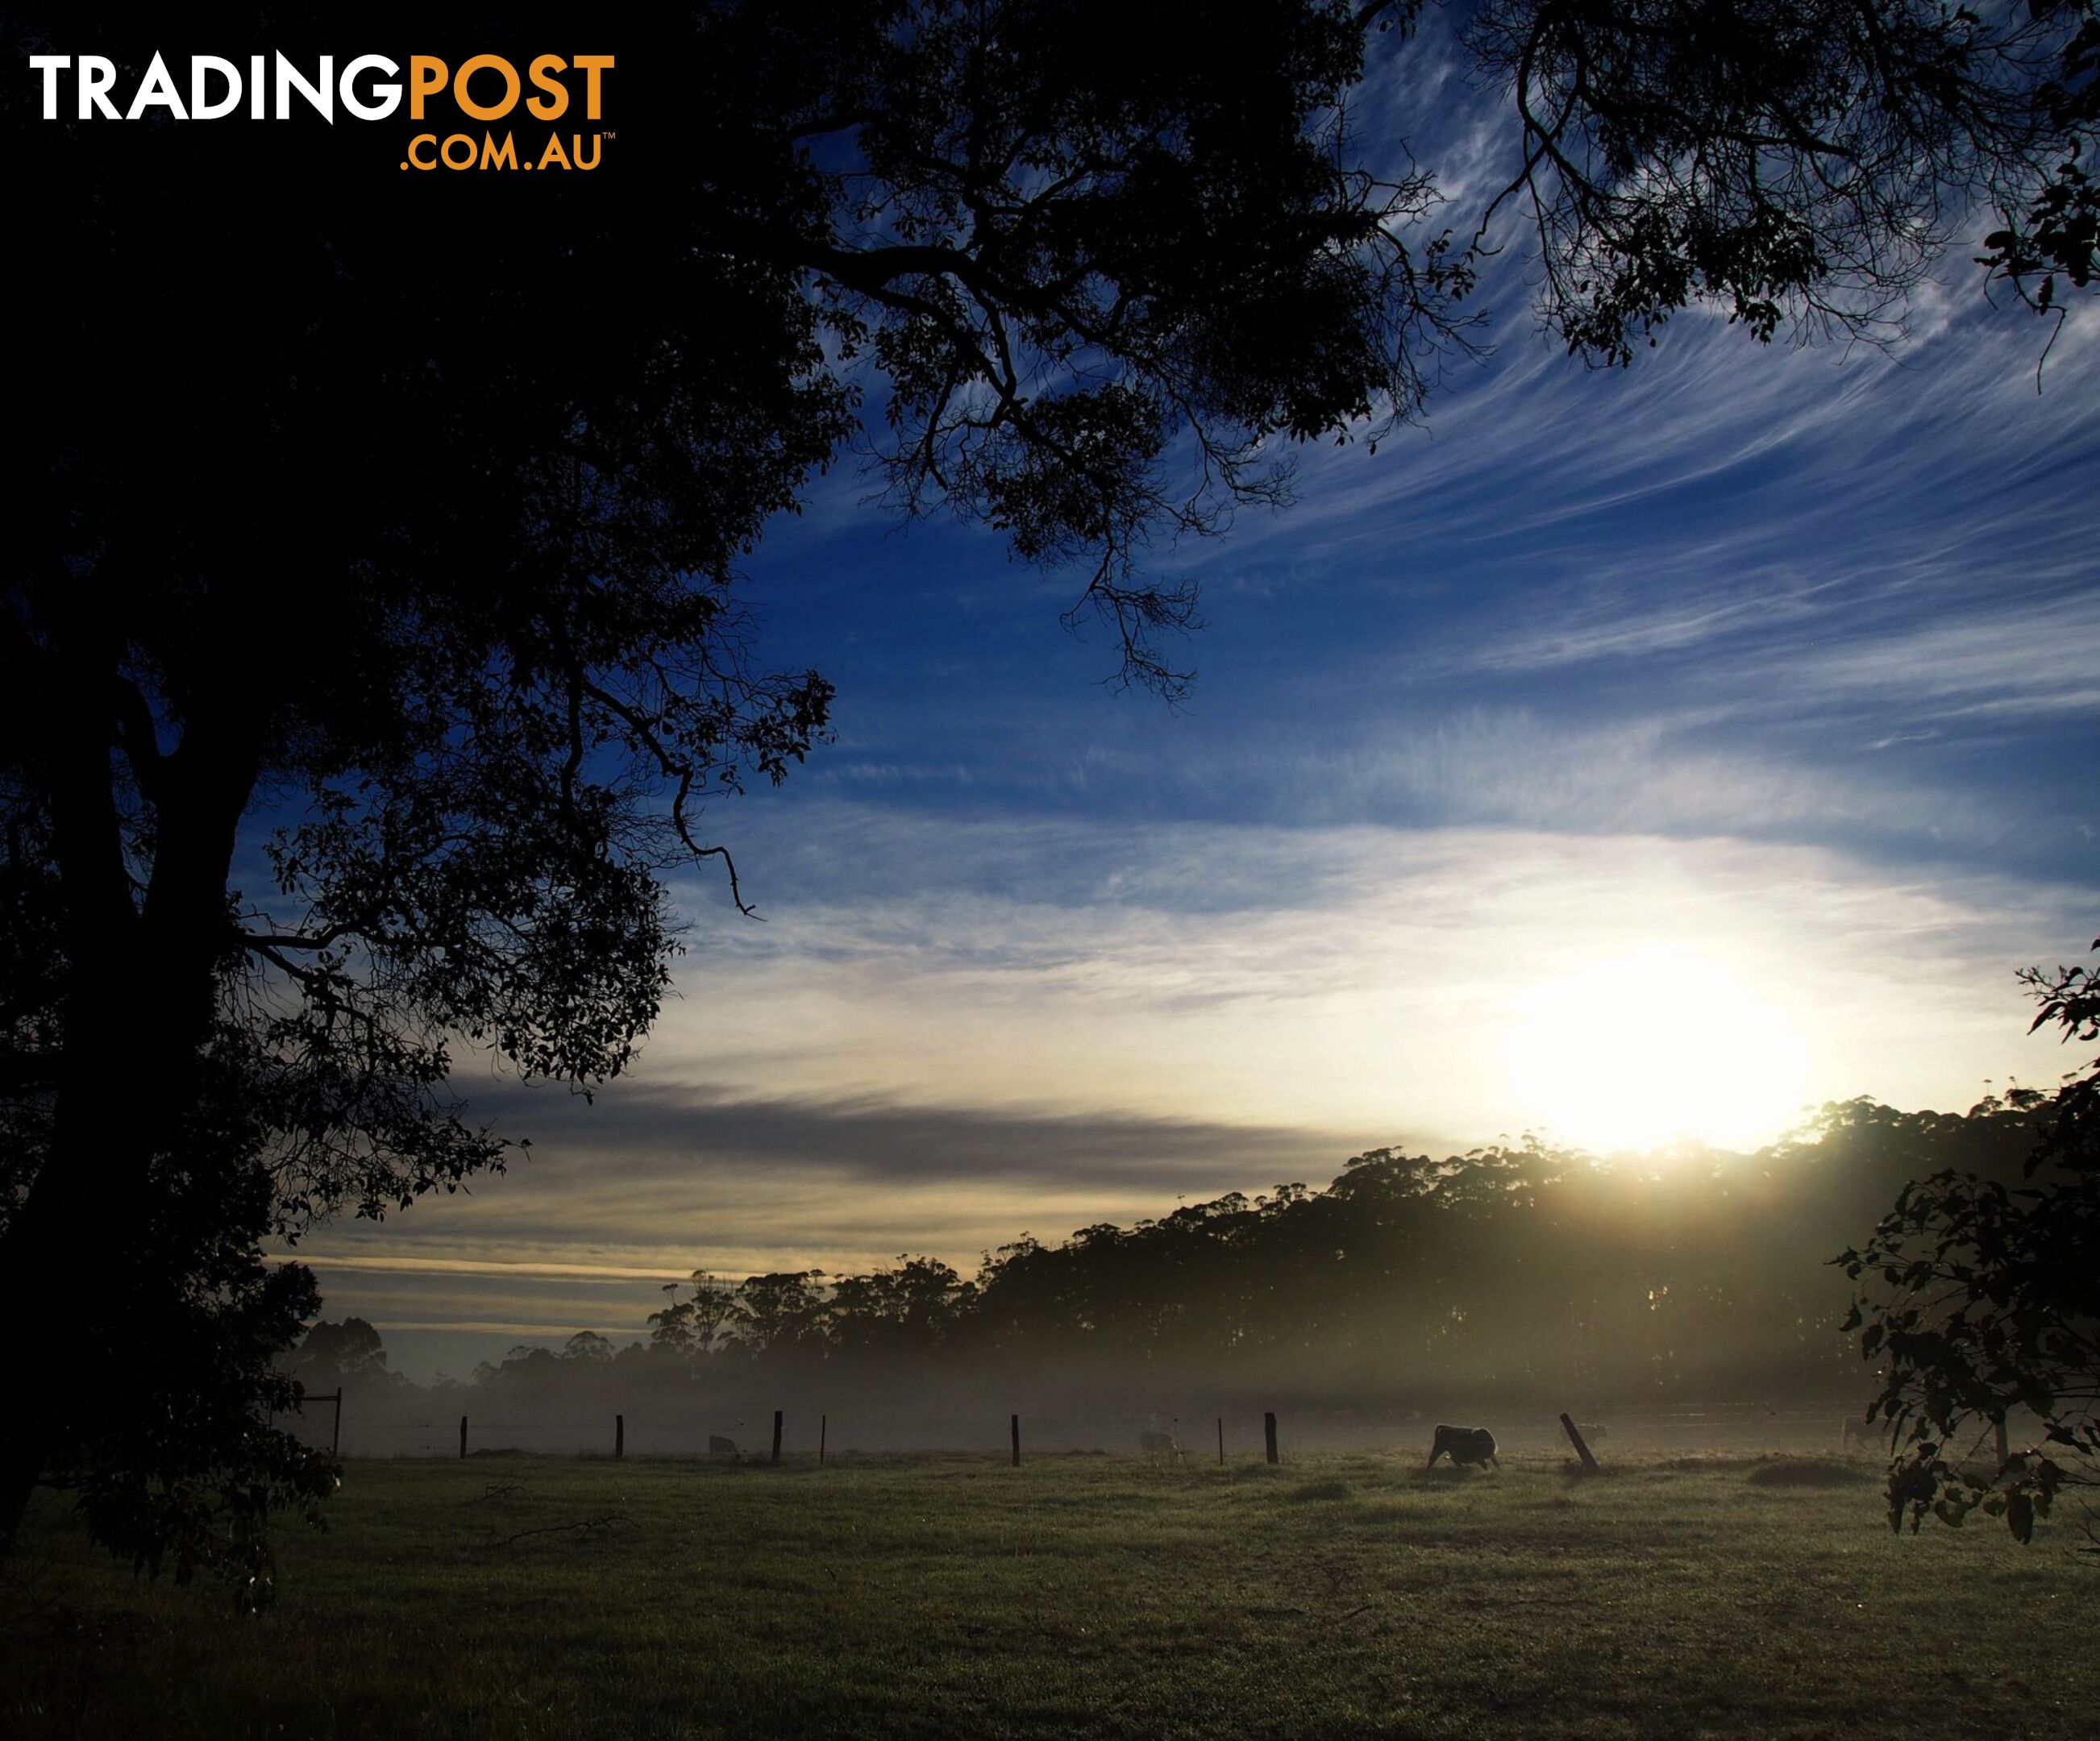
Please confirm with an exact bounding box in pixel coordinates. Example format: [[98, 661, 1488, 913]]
[[285, 28, 2100, 1382]]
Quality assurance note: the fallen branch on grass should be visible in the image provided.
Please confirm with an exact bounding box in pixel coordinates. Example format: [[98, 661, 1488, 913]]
[[481, 1512, 634, 1549]]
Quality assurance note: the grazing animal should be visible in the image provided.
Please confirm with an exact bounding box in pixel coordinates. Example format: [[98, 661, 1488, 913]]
[[1840, 1416, 1879, 1456], [1425, 1423, 1499, 1470], [1138, 1429, 1183, 1463], [707, 1434, 738, 1457]]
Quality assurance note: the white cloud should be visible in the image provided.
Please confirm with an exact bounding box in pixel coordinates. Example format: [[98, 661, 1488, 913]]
[[293, 797, 2085, 1369], [643, 802, 2085, 1145]]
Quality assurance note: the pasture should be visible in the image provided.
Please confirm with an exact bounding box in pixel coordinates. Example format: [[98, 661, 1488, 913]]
[[3, 1451, 2094, 1739]]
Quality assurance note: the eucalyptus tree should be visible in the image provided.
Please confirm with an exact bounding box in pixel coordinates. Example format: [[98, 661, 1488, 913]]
[[1840, 946, 2100, 1547]]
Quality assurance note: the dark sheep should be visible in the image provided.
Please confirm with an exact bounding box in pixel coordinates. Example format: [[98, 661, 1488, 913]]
[[1426, 1423, 1499, 1470]]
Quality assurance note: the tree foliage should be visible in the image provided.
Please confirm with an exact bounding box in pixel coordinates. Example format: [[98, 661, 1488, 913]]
[[594, 1110, 2036, 1402], [1469, 0, 2100, 358], [1977, 2, 2100, 330], [295, 1318, 393, 1386], [1839, 942, 2100, 1550]]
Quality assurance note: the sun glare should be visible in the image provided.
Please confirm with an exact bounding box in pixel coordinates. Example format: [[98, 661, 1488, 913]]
[[1500, 944, 1811, 1157]]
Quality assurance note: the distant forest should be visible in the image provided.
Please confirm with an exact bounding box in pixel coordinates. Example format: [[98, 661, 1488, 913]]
[[297, 1094, 2050, 1428]]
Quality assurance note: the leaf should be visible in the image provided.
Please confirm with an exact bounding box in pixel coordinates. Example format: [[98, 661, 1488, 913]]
[[2007, 1492, 2035, 1544]]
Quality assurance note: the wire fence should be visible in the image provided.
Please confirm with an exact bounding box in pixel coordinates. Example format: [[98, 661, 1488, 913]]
[[272, 1399, 1924, 1464]]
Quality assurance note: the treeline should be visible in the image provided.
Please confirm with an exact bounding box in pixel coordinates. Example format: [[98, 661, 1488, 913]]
[[295, 1095, 2048, 1427]]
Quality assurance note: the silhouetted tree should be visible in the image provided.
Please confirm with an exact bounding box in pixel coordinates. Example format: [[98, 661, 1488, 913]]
[[1840, 943, 2100, 1546], [827, 1257, 975, 1361], [4, 0, 2092, 1586], [609, 1106, 2040, 1413], [729, 1272, 831, 1359], [561, 1332, 617, 1365], [1468, 0, 2099, 357], [649, 1272, 740, 1357], [296, 1318, 392, 1386], [1976, 2, 2100, 329]]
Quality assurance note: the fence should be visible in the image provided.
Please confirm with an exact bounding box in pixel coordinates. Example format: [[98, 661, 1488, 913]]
[[275, 1398, 1912, 1464]]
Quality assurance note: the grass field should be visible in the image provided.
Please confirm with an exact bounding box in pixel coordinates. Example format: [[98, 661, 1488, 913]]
[[2, 1451, 2094, 1739]]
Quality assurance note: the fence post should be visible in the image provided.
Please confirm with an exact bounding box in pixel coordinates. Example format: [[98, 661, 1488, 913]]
[[616, 1414, 625, 1460], [1264, 1411, 1279, 1465], [1559, 1411, 1600, 1473], [1993, 1414, 2011, 1469], [1217, 1416, 1225, 1465], [771, 1410, 784, 1467], [1011, 1413, 1021, 1468], [459, 1415, 468, 1460], [820, 1414, 827, 1466], [331, 1388, 343, 1460]]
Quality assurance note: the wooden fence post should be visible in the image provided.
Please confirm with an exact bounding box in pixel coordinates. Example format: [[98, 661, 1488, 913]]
[[820, 1414, 828, 1466], [1560, 1411, 1600, 1473], [1217, 1416, 1225, 1465], [770, 1410, 784, 1466], [615, 1414, 624, 1460], [1994, 1415, 2011, 1468], [1264, 1411, 1279, 1465], [1011, 1413, 1021, 1467], [459, 1415, 468, 1460], [326, 1388, 343, 1459]]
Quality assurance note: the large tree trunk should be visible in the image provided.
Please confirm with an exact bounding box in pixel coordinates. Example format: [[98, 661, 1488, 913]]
[[0, 1044, 159, 1545], [0, 629, 260, 1554]]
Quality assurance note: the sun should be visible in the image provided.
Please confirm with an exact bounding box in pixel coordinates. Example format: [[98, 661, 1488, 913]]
[[1499, 943, 1811, 1155]]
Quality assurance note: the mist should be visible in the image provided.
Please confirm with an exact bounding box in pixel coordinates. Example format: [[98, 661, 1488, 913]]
[[281, 1091, 2044, 1461]]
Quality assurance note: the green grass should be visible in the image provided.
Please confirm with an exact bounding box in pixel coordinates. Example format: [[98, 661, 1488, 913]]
[[3, 1452, 2094, 1739]]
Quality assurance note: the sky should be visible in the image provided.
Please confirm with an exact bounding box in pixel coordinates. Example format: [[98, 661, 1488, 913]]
[[279, 23, 2100, 1383]]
